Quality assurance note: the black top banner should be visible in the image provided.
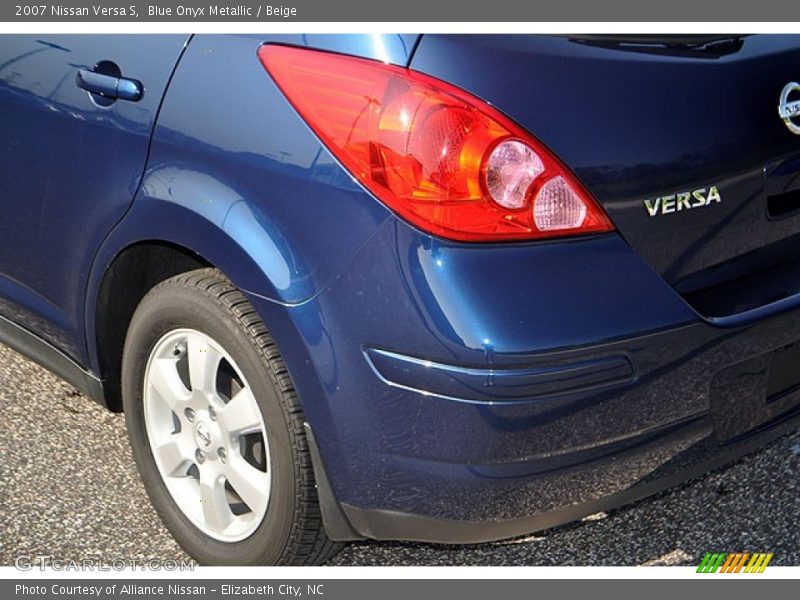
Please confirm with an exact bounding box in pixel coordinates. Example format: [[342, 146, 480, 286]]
[[3, 0, 800, 22]]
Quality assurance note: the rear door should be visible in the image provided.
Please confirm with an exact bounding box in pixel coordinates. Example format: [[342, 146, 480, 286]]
[[0, 35, 188, 361]]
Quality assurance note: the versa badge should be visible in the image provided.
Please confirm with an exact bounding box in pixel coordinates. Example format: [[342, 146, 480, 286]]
[[643, 186, 722, 217]]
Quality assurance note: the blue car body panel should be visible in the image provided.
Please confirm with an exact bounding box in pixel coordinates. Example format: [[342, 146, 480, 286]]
[[0, 34, 189, 362], [3, 33, 800, 542], [411, 35, 800, 295]]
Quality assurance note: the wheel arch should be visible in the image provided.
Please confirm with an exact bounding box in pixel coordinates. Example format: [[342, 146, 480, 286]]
[[91, 241, 211, 411], [84, 173, 317, 410], [85, 201, 359, 542]]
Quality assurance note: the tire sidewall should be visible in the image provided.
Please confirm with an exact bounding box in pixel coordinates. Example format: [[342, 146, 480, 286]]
[[122, 281, 298, 565]]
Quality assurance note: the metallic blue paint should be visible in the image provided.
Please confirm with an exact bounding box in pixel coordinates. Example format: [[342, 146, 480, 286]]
[[411, 35, 800, 294], [0, 34, 189, 361], [3, 34, 800, 542]]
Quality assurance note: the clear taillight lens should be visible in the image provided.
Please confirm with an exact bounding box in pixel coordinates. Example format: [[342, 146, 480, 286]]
[[534, 176, 588, 231], [259, 45, 613, 242], [485, 140, 544, 210]]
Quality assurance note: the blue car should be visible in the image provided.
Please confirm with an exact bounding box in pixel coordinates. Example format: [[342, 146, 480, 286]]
[[2, 33, 800, 565]]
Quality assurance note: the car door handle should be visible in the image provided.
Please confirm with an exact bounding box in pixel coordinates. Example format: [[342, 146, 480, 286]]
[[75, 69, 143, 102]]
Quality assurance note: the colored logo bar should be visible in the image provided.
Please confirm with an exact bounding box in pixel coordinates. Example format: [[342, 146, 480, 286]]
[[696, 552, 773, 573]]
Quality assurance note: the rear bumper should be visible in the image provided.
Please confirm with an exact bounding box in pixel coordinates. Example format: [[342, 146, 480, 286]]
[[247, 217, 800, 543], [338, 410, 800, 543]]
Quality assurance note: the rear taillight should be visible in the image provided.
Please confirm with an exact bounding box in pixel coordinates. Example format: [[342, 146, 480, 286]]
[[259, 45, 613, 242]]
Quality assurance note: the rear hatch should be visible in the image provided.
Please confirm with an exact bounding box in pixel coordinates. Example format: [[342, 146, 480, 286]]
[[411, 34, 800, 319]]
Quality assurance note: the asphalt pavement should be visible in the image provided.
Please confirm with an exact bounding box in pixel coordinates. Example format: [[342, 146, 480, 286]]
[[0, 343, 798, 567]]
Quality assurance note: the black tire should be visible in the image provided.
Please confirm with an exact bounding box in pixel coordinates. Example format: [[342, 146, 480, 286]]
[[121, 268, 341, 565]]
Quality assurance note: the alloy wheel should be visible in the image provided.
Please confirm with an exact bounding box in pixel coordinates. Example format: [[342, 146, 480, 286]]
[[142, 328, 271, 542]]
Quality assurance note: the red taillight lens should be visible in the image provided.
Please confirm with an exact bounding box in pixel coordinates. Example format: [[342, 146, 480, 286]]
[[259, 45, 613, 242]]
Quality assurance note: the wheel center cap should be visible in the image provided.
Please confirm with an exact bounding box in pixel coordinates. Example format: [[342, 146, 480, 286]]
[[193, 420, 214, 449]]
